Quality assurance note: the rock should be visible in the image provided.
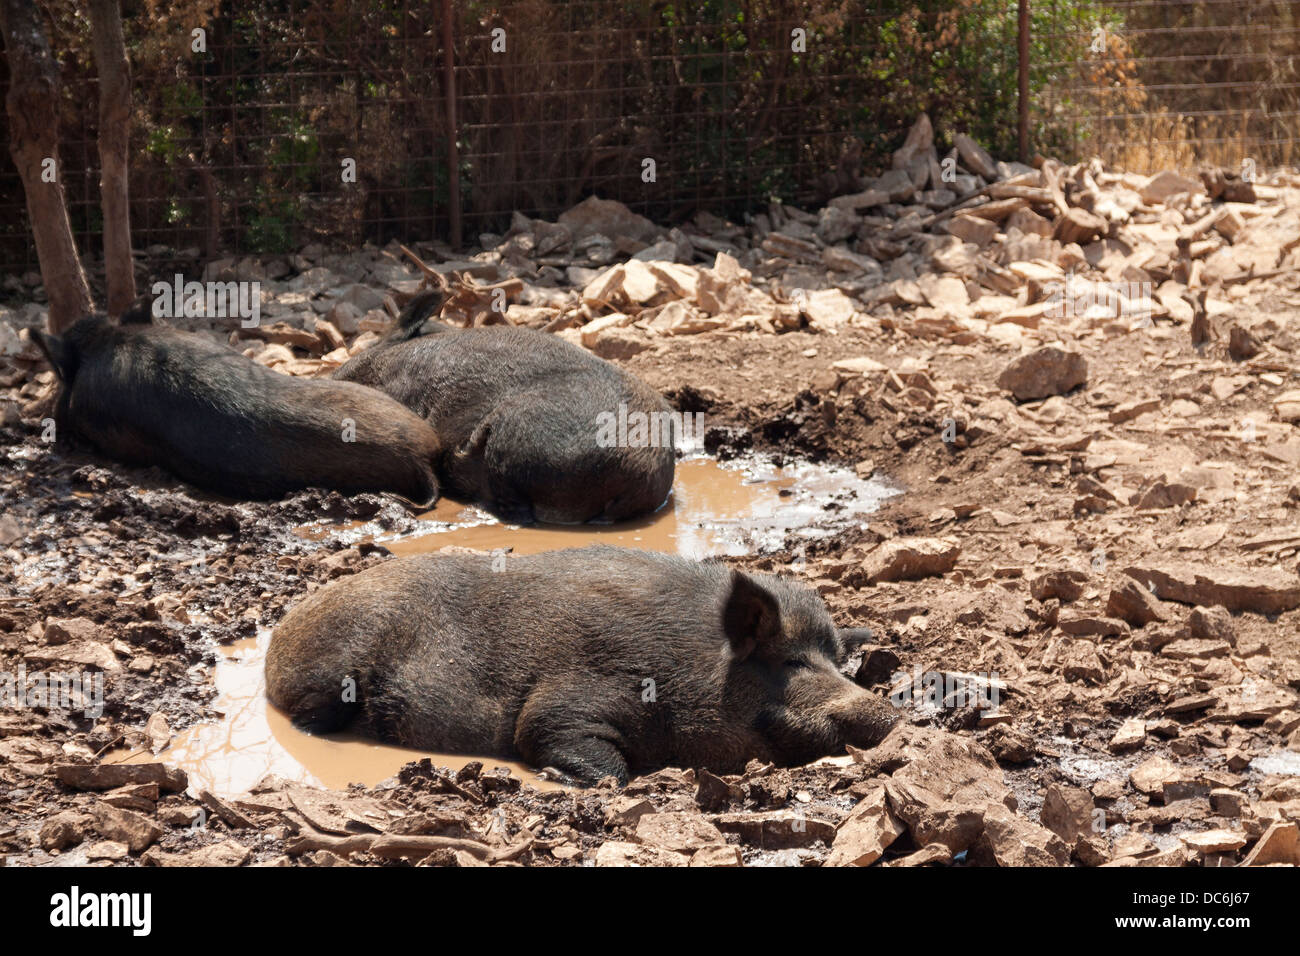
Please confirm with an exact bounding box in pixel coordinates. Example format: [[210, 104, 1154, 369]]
[[1124, 564, 1300, 614], [996, 346, 1087, 401], [1130, 755, 1182, 798], [41, 617, 101, 645], [559, 196, 661, 244], [1138, 170, 1204, 204], [890, 843, 953, 867], [39, 811, 91, 851], [588, 326, 651, 361], [633, 812, 726, 854], [1210, 789, 1248, 817], [1106, 579, 1168, 626], [1109, 718, 1146, 753], [1183, 829, 1247, 855], [828, 189, 888, 213], [142, 840, 252, 867], [604, 795, 655, 828], [1030, 569, 1088, 603], [1227, 324, 1262, 361], [854, 645, 902, 687], [54, 763, 188, 793], [816, 206, 860, 244], [1053, 207, 1107, 245], [824, 787, 905, 866], [953, 133, 999, 180], [594, 840, 689, 867], [689, 845, 743, 867], [1058, 614, 1128, 638], [892, 113, 934, 169], [855, 536, 960, 584], [1133, 478, 1196, 510], [985, 725, 1036, 764], [1241, 821, 1300, 866], [873, 168, 916, 203], [801, 288, 857, 330], [971, 804, 1070, 866], [1061, 640, 1106, 683], [713, 810, 836, 850], [1187, 605, 1235, 643], [91, 802, 162, 853], [1041, 785, 1096, 846], [945, 214, 998, 247], [1108, 398, 1162, 423], [881, 725, 1015, 854]]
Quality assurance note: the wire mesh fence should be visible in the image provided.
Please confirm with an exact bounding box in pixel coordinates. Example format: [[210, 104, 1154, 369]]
[[0, 0, 1296, 278]]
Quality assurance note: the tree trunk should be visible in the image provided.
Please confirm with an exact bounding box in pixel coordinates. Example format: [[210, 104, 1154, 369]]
[[87, 0, 135, 314], [0, 0, 94, 333]]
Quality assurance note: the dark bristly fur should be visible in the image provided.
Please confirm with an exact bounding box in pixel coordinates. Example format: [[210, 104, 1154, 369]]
[[31, 312, 442, 503], [265, 545, 897, 785], [333, 291, 676, 523]]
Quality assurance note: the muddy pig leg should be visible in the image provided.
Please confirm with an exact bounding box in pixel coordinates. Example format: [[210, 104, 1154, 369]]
[[513, 680, 631, 785]]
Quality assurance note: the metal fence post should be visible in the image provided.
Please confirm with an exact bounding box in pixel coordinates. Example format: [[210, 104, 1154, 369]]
[[443, 0, 461, 250]]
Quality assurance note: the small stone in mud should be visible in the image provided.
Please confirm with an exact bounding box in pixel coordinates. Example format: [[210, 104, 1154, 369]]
[[853, 536, 960, 584], [39, 811, 91, 851], [996, 346, 1087, 402]]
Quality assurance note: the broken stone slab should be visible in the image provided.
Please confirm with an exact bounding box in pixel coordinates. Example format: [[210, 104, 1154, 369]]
[[1108, 717, 1146, 753], [996, 346, 1087, 401], [1029, 569, 1088, 603], [594, 840, 689, 867], [712, 810, 836, 850], [1124, 564, 1300, 614], [953, 132, 999, 180], [892, 113, 934, 170], [1182, 829, 1247, 855], [828, 189, 888, 213], [854, 536, 960, 585], [91, 801, 162, 853], [558, 196, 661, 245], [1240, 821, 1300, 866], [54, 763, 188, 793], [944, 214, 998, 247], [633, 811, 726, 854], [1106, 578, 1168, 626], [800, 288, 857, 330], [1138, 170, 1204, 205], [1053, 207, 1107, 244], [879, 724, 1015, 854], [143, 839, 252, 867], [1041, 784, 1097, 847], [970, 803, 1070, 866], [823, 786, 905, 866]]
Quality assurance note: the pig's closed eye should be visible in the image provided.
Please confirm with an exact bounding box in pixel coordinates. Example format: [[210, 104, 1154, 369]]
[[784, 658, 810, 671]]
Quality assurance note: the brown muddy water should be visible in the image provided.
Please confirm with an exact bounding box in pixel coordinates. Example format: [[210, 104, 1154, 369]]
[[110, 455, 898, 797]]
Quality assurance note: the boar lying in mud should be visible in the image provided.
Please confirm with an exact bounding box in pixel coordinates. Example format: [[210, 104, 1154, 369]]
[[333, 291, 676, 523], [266, 545, 897, 785], [31, 310, 441, 503]]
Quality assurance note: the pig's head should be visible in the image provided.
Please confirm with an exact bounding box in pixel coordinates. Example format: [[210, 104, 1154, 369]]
[[721, 569, 897, 765], [28, 303, 152, 386]]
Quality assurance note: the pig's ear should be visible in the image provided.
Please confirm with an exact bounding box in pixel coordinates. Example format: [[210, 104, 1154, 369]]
[[26, 329, 72, 382], [118, 299, 153, 325], [722, 570, 782, 660]]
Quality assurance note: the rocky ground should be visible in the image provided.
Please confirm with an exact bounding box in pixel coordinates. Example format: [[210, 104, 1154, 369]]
[[2, 117, 1300, 867]]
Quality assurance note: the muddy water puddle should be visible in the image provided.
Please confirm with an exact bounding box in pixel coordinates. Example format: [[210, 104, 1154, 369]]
[[115, 455, 898, 797]]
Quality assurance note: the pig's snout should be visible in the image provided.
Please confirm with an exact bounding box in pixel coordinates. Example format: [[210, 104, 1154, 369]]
[[824, 678, 898, 748]]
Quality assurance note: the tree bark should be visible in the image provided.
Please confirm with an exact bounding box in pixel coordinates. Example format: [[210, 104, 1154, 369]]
[[86, 0, 135, 314], [0, 0, 94, 333]]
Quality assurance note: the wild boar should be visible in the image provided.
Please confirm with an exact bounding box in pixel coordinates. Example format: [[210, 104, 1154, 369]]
[[266, 545, 897, 785], [31, 311, 440, 503], [333, 291, 676, 523]]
